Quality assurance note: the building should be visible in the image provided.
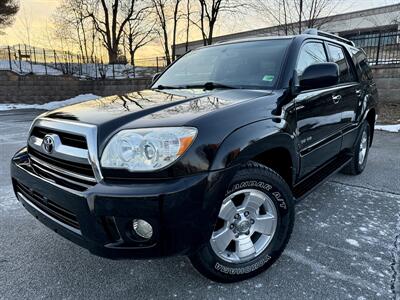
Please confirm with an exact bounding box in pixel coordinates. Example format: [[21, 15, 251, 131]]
[[174, 3, 400, 57]]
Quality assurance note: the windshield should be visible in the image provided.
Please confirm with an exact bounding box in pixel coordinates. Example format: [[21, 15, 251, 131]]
[[153, 39, 291, 90]]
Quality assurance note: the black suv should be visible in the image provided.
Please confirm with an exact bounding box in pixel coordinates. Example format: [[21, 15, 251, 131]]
[[11, 29, 378, 282]]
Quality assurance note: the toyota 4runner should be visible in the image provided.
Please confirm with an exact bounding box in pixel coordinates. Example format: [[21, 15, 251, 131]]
[[10, 29, 378, 282]]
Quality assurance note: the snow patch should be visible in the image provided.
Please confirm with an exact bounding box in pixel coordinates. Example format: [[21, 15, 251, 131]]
[[0, 94, 100, 111], [346, 239, 360, 247], [0, 60, 155, 78], [284, 250, 385, 294], [375, 124, 400, 133], [0, 60, 63, 75]]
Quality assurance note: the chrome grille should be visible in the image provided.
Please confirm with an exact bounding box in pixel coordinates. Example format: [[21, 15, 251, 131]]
[[31, 127, 88, 149], [27, 118, 102, 191]]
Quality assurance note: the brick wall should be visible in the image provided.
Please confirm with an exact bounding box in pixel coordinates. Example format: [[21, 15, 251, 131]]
[[0, 68, 398, 104], [0, 71, 152, 104], [371, 65, 400, 104]]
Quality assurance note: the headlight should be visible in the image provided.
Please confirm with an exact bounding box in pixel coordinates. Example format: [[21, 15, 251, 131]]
[[100, 127, 197, 172]]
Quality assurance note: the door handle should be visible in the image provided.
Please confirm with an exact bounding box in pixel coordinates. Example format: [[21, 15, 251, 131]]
[[332, 95, 342, 104], [355, 89, 362, 97]]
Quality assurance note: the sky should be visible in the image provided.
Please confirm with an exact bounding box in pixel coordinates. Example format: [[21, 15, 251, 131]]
[[1, 0, 400, 58]]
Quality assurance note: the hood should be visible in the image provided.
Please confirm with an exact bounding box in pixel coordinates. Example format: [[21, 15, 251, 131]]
[[44, 88, 273, 128], [41, 88, 286, 177]]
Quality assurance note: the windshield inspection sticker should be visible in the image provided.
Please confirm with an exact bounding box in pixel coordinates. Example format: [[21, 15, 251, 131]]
[[262, 75, 275, 82]]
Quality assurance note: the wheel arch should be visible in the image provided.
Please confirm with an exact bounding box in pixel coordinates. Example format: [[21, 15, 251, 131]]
[[211, 119, 298, 188], [252, 147, 294, 188]]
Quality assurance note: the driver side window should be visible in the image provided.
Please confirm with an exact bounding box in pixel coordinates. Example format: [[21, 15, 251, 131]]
[[296, 42, 328, 76]]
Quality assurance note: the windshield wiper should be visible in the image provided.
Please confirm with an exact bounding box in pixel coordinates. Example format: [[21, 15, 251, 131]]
[[184, 82, 238, 90], [154, 82, 238, 90]]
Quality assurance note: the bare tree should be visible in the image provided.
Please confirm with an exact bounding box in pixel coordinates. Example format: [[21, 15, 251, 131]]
[[123, 5, 155, 67], [86, 0, 143, 64], [152, 0, 182, 64], [254, 0, 342, 35], [0, 0, 19, 30], [171, 0, 182, 60], [152, 0, 169, 64], [193, 0, 246, 46], [54, 0, 99, 63], [184, 0, 191, 52], [15, 10, 32, 46]]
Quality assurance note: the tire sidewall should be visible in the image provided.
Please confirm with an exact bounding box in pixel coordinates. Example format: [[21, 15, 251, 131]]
[[355, 122, 371, 173], [191, 166, 294, 282]]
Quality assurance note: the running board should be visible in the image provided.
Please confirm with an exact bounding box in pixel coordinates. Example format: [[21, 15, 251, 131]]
[[293, 153, 352, 201]]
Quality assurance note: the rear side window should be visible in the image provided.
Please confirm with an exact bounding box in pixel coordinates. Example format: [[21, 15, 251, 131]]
[[327, 44, 356, 83], [351, 48, 373, 81], [296, 42, 328, 76]]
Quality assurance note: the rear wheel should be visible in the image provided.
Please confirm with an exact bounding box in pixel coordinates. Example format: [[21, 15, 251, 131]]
[[189, 162, 295, 282], [342, 121, 371, 175]]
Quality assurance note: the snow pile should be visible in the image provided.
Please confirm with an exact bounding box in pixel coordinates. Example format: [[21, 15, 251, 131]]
[[0, 60, 63, 75], [76, 63, 156, 79], [0, 60, 156, 78], [375, 124, 400, 133], [0, 94, 100, 111]]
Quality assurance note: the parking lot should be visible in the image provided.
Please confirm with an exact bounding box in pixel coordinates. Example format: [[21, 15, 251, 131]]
[[0, 109, 399, 299]]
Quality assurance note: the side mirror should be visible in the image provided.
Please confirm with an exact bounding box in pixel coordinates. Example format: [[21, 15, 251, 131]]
[[299, 62, 339, 91], [152, 72, 161, 84]]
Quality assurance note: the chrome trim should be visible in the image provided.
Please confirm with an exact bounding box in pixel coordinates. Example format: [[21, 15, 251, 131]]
[[29, 136, 89, 164], [299, 130, 342, 157], [297, 83, 358, 99], [30, 118, 103, 182], [31, 161, 93, 188], [17, 192, 82, 235], [15, 163, 84, 196], [29, 155, 96, 183]]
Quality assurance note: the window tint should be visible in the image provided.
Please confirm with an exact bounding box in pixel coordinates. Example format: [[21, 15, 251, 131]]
[[155, 39, 291, 89], [327, 44, 355, 83], [350, 48, 373, 81], [296, 42, 327, 75]]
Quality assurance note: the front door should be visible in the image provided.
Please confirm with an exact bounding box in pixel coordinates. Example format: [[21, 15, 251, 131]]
[[294, 41, 343, 177]]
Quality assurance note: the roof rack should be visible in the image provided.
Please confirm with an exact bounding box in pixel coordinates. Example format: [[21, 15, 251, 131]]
[[303, 28, 355, 47]]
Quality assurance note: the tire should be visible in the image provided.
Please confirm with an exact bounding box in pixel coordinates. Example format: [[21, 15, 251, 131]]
[[341, 121, 371, 175], [189, 161, 295, 283]]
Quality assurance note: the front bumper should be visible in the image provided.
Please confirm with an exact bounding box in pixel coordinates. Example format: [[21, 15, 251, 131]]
[[11, 147, 237, 259]]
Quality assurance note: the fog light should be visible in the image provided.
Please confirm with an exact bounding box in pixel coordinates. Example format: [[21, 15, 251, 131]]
[[132, 219, 153, 240]]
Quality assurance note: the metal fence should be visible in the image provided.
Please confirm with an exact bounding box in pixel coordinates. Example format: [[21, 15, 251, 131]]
[[0, 44, 168, 79], [347, 31, 400, 66]]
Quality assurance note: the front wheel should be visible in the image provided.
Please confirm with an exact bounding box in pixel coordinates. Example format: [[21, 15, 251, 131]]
[[189, 162, 295, 282]]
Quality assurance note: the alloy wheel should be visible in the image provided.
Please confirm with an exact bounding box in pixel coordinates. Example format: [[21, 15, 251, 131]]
[[210, 189, 278, 264]]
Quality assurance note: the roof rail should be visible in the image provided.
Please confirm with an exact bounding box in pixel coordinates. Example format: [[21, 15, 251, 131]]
[[303, 28, 355, 47]]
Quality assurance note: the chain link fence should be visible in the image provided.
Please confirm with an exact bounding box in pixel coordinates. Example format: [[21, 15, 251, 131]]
[[0, 45, 168, 79]]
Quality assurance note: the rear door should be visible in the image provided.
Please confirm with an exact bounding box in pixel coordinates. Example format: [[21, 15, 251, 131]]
[[325, 43, 360, 141], [349, 48, 375, 122], [295, 41, 343, 177]]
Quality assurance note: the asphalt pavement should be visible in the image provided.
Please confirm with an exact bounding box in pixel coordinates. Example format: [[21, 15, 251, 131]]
[[0, 109, 399, 299]]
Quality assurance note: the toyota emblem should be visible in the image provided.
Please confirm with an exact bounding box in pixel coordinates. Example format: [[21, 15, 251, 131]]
[[42, 135, 55, 154]]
